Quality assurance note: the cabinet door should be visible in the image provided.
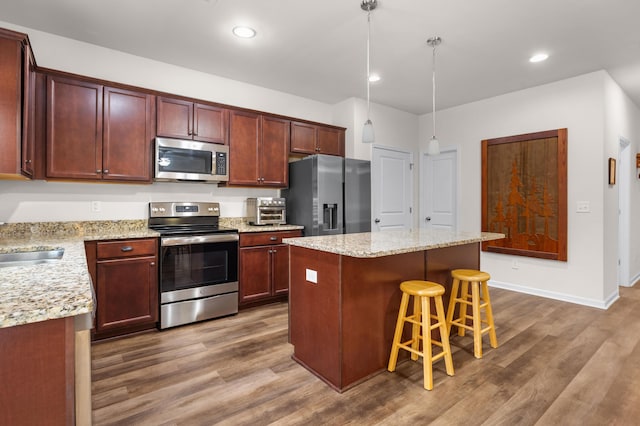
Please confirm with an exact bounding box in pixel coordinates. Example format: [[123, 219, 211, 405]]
[[156, 96, 193, 139], [317, 126, 344, 156], [0, 33, 23, 177], [239, 246, 271, 303], [229, 110, 260, 185], [103, 87, 154, 182], [290, 122, 317, 155], [21, 43, 36, 177], [272, 244, 290, 296], [194, 103, 227, 144], [96, 256, 158, 332], [260, 115, 290, 186], [46, 76, 103, 179]]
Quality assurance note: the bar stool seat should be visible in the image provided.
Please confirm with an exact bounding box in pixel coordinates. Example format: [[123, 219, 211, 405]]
[[445, 269, 498, 359], [388, 280, 454, 390]]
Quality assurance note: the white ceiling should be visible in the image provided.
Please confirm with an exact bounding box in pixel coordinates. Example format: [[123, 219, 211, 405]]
[[2, 0, 640, 115]]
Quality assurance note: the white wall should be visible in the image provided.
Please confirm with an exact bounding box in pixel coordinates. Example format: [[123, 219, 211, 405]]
[[0, 21, 333, 124], [604, 74, 640, 290], [419, 71, 615, 307]]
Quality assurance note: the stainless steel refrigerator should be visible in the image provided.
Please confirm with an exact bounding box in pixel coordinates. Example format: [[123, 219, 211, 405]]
[[283, 154, 371, 236]]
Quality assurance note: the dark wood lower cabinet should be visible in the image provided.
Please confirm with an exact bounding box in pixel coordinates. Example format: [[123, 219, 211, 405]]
[[239, 230, 302, 307], [85, 238, 159, 340]]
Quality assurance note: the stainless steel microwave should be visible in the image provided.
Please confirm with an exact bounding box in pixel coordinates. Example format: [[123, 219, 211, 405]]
[[154, 137, 229, 183]]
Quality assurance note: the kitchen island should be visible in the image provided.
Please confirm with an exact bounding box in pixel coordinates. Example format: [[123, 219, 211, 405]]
[[283, 229, 504, 392]]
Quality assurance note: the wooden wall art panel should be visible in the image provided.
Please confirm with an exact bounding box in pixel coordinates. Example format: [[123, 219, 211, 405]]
[[481, 128, 567, 261]]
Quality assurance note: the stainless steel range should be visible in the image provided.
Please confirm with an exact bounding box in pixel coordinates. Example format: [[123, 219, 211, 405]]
[[148, 201, 239, 329]]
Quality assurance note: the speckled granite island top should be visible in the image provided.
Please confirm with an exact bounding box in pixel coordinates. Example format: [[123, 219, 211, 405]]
[[0, 220, 159, 328], [283, 229, 505, 258]]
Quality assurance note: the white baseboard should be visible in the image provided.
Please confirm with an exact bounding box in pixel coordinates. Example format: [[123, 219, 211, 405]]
[[488, 279, 619, 310], [624, 272, 640, 288]]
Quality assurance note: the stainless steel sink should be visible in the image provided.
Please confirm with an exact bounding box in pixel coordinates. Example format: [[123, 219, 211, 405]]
[[0, 248, 65, 268]]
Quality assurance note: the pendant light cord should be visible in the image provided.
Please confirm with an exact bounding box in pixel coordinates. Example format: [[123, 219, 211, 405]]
[[366, 10, 371, 120], [432, 42, 436, 139]]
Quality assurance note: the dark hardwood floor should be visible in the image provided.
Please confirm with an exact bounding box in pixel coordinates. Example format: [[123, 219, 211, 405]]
[[92, 285, 640, 425]]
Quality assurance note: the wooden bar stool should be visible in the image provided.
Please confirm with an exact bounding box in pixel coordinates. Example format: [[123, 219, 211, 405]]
[[388, 280, 454, 390], [445, 269, 498, 359]]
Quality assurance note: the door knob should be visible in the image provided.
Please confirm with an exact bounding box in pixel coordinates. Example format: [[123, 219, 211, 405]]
[[374, 218, 380, 223], [425, 217, 431, 221]]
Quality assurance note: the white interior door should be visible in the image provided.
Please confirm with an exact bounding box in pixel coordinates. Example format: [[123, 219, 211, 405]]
[[371, 145, 413, 231], [619, 137, 630, 286], [421, 148, 458, 230]]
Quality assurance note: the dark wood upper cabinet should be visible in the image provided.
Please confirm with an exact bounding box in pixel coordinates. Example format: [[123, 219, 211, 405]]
[[228, 110, 289, 187], [0, 28, 36, 179], [46, 75, 154, 182], [317, 126, 344, 157], [290, 122, 316, 154], [261, 115, 290, 186], [157, 96, 228, 144], [46, 76, 103, 180], [103, 87, 154, 181], [290, 121, 345, 157]]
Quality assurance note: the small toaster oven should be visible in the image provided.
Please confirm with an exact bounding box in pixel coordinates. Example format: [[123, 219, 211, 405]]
[[246, 197, 286, 225]]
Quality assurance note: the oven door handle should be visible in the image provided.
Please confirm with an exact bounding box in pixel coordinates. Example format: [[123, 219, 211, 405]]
[[161, 233, 239, 246]]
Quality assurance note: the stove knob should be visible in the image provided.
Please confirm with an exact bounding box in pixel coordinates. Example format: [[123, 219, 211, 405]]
[[159, 207, 166, 213], [151, 207, 158, 212], [208, 207, 214, 212]]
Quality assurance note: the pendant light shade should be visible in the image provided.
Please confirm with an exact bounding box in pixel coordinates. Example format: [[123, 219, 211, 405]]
[[427, 136, 440, 156], [427, 36, 442, 155], [361, 0, 377, 144], [363, 119, 375, 143]]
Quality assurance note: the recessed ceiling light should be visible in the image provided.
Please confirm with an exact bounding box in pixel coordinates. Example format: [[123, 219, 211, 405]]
[[529, 53, 549, 63], [369, 74, 381, 83], [232, 26, 256, 38]]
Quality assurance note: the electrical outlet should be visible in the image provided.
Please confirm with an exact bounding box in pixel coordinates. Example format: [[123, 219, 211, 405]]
[[305, 268, 318, 284], [91, 201, 101, 212], [576, 201, 590, 213]]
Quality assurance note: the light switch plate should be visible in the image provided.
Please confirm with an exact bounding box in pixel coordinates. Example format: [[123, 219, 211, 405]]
[[305, 268, 318, 284]]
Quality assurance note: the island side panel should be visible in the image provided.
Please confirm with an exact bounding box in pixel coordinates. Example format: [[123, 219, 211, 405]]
[[425, 242, 480, 291], [341, 251, 426, 390], [0, 316, 75, 425], [426, 243, 480, 325], [289, 245, 342, 389]]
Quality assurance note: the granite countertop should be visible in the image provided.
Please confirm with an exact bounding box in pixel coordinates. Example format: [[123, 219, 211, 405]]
[[219, 217, 304, 233], [283, 229, 505, 258], [0, 220, 159, 329], [0, 217, 303, 329], [234, 223, 304, 233]]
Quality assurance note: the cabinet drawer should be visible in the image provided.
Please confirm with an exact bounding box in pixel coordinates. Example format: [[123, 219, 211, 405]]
[[240, 230, 302, 247], [96, 239, 157, 259]]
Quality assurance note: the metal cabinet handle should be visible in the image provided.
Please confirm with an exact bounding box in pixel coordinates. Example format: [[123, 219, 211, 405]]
[[24, 159, 32, 164], [103, 169, 109, 174], [150, 262, 155, 266], [96, 169, 102, 173], [120, 246, 133, 252], [269, 236, 278, 241]]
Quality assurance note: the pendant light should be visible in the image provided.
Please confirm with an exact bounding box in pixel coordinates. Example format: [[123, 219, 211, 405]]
[[427, 36, 441, 155], [361, 0, 377, 144]]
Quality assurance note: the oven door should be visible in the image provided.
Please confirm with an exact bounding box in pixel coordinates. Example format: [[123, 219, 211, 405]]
[[159, 233, 239, 302]]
